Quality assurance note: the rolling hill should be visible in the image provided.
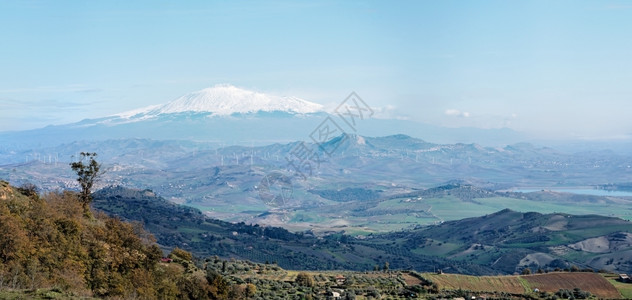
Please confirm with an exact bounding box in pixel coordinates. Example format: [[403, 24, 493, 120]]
[[377, 208, 632, 274], [92, 186, 632, 276], [4, 179, 632, 298], [92, 186, 486, 274]]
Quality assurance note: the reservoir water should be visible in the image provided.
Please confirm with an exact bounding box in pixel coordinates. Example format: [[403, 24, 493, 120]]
[[513, 188, 632, 197]]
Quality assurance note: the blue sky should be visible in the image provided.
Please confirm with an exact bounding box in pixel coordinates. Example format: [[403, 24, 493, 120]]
[[1, 0, 631, 140]]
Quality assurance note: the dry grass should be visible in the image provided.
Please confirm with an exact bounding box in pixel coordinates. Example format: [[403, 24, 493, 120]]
[[400, 273, 423, 286]]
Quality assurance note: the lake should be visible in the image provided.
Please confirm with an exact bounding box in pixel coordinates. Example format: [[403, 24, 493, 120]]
[[513, 188, 632, 197]]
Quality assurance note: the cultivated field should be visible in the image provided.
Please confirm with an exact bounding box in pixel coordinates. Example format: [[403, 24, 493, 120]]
[[424, 272, 623, 299], [423, 273, 527, 294], [523, 273, 621, 299], [603, 273, 632, 299]]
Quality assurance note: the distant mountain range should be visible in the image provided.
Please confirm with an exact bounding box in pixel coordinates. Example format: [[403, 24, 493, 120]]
[[1, 132, 631, 224], [0, 85, 530, 152], [3, 132, 629, 189]]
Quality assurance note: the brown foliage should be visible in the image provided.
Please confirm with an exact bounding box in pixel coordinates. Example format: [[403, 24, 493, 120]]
[[0, 182, 223, 298], [295, 272, 315, 287], [170, 246, 193, 261]]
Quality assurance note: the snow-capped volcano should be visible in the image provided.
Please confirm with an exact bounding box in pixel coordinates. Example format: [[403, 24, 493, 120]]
[[117, 84, 323, 119]]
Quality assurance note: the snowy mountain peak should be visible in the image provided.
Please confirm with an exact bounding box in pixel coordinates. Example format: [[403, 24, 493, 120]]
[[117, 85, 323, 119]]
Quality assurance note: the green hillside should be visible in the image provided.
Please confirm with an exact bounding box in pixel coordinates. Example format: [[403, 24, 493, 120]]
[[92, 186, 632, 276], [374, 209, 632, 274], [92, 186, 487, 274]]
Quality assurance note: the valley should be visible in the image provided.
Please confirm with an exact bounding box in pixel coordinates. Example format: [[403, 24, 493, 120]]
[[4, 178, 632, 298], [90, 186, 632, 276], [2, 133, 631, 235]]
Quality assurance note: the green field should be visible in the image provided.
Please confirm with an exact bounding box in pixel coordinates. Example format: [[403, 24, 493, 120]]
[[277, 190, 632, 234], [604, 273, 632, 299]]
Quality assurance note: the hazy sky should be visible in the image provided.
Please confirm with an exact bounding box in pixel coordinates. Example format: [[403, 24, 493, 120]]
[[1, 1, 630, 140]]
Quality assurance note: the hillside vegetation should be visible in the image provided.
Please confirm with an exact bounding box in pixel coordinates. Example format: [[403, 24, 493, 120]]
[[0, 180, 238, 299]]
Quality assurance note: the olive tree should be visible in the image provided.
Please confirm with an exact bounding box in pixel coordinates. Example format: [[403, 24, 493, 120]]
[[295, 272, 314, 287]]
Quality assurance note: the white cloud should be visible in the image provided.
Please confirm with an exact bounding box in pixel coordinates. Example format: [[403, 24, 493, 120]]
[[445, 109, 470, 118], [371, 105, 409, 120]]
